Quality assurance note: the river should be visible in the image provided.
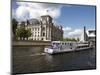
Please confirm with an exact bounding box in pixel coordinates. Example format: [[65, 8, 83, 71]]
[[12, 46, 96, 74]]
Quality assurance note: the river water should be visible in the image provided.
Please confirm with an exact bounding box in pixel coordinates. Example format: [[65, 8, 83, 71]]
[[12, 46, 96, 74]]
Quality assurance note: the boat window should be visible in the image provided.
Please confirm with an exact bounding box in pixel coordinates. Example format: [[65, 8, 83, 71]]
[[52, 43, 55, 45]]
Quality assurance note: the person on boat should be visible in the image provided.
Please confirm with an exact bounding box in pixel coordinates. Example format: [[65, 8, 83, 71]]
[[52, 44, 58, 49], [59, 44, 62, 50], [70, 43, 72, 49]]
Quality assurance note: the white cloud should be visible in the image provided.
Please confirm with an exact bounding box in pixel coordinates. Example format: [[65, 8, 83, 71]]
[[14, 2, 62, 21], [68, 29, 83, 36], [63, 27, 83, 38], [63, 27, 72, 31], [16, 6, 30, 21]]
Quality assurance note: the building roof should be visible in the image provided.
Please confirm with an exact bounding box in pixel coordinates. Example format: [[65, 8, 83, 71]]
[[28, 19, 40, 25], [86, 29, 96, 37], [41, 15, 51, 17]]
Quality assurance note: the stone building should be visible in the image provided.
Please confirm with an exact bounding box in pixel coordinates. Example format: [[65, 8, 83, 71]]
[[17, 15, 63, 41]]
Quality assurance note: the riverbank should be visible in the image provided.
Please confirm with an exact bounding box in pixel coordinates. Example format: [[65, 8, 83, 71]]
[[12, 40, 51, 46]]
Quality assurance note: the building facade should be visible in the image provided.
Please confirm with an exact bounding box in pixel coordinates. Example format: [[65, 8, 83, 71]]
[[17, 15, 63, 41], [87, 29, 96, 42]]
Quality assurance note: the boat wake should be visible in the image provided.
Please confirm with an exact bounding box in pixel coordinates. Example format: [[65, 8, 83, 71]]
[[30, 53, 46, 56]]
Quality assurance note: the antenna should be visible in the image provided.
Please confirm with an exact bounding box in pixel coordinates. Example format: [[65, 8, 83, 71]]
[[46, 9, 49, 13], [46, 9, 49, 15]]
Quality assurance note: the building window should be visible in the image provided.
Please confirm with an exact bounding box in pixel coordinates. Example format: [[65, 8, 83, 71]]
[[42, 20, 46, 24], [43, 33, 45, 36], [33, 28, 34, 31], [35, 28, 37, 31], [41, 38, 43, 40], [42, 27, 45, 31], [38, 28, 39, 31]]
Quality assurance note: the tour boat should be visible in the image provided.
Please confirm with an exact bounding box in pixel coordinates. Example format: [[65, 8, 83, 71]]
[[44, 41, 93, 54]]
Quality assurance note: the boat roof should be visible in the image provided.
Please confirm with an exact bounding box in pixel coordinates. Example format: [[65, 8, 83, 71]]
[[77, 44, 89, 46], [52, 41, 77, 43]]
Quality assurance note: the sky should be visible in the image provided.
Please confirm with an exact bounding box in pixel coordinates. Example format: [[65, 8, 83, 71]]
[[12, 0, 96, 38]]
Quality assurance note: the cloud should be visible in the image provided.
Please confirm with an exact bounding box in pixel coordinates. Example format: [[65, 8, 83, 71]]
[[63, 27, 72, 31], [63, 26, 83, 38], [16, 6, 30, 21], [68, 29, 83, 37], [14, 2, 62, 21]]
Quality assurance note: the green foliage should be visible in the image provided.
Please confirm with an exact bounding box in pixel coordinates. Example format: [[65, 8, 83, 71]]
[[12, 18, 18, 35], [77, 38, 80, 41], [26, 29, 32, 37], [16, 27, 32, 40], [63, 38, 79, 42]]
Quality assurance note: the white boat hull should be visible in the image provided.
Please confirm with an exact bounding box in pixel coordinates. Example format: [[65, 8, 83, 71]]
[[44, 47, 92, 55]]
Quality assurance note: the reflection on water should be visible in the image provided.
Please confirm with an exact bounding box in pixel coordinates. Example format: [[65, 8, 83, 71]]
[[45, 54, 54, 63], [12, 46, 96, 74]]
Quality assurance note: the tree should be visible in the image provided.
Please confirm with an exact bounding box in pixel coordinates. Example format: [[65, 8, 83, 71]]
[[16, 27, 32, 40], [25, 29, 32, 40], [12, 18, 18, 39], [71, 38, 77, 41], [77, 38, 80, 41], [63, 37, 77, 41]]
